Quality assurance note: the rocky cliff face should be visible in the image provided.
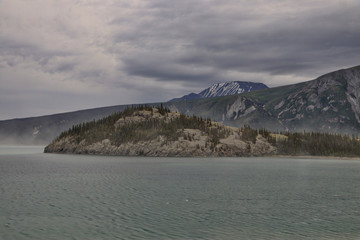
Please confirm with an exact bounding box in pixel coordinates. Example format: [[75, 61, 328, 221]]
[[45, 107, 276, 157], [263, 65, 360, 133], [344, 67, 360, 124], [45, 132, 275, 157], [178, 65, 360, 134]]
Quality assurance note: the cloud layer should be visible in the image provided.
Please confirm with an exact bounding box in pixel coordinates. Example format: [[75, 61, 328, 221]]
[[1, 0, 360, 119]]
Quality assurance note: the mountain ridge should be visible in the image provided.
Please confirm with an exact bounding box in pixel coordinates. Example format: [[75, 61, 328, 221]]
[[169, 81, 268, 102], [166, 65, 360, 134], [1, 65, 360, 145]]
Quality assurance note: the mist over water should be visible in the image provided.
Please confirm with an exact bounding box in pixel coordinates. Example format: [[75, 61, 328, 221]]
[[1, 147, 360, 239], [0, 145, 44, 155]]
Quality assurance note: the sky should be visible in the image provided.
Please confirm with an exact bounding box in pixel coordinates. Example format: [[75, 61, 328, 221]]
[[1, 0, 360, 120]]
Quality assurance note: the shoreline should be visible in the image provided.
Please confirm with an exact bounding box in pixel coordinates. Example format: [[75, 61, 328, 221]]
[[43, 151, 360, 161], [2, 145, 360, 160], [270, 154, 360, 161]]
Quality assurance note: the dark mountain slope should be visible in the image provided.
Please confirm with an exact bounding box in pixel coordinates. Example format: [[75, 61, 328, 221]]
[[0, 105, 128, 144], [1, 65, 360, 145], [167, 65, 360, 134]]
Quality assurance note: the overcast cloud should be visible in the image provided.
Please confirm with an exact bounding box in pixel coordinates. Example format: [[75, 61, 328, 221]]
[[1, 0, 360, 119]]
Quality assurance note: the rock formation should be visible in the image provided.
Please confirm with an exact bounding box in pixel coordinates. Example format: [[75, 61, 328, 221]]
[[45, 106, 276, 157]]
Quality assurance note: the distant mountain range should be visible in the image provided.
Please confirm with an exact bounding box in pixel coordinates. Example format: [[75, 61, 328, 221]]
[[169, 81, 268, 101], [0, 105, 129, 145], [167, 65, 360, 134], [1, 65, 360, 145]]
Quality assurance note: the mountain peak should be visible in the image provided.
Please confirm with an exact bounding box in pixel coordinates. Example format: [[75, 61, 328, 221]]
[[169, 81, 268, 102], [199, 81, 268, 98]]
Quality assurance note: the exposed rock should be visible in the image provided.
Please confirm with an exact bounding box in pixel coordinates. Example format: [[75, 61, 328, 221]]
[[226, 97, 259, 120], [346, 69, 360, 124], [45, 107, 277, 157], [274, 100, 285, 110], [169, 81, 268, 102], [45, 132, 276, 157]]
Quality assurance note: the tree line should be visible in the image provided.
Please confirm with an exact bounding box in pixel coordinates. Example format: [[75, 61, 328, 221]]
[[53, 105, 360, 157]]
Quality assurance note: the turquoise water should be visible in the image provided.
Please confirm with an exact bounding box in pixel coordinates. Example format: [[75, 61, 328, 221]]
[[0, 146, 359, 239]]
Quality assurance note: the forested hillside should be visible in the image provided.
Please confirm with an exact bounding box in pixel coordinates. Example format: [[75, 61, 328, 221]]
[[45, 106, 360, 157], [44, 105, 276, 157]]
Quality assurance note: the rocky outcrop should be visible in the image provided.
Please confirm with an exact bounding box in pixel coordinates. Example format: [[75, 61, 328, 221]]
[[344, 68, 360, 124], [45, 132, 276, 157], [267, 66, 360, 133], [44, 108, 277, 157], [214, 65, 360, 134], [225, 97, 260, 120]]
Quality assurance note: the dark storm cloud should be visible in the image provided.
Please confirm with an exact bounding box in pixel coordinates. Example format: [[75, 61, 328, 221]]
[[117, 0, 360, 82], [122, 54, 220, 82], [1, 0, 360, 119]]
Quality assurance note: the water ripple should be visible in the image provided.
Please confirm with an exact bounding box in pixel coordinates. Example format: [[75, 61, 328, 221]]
[[1, 153, 360, 239]]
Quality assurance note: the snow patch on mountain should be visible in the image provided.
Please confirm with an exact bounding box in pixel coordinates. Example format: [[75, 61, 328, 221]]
[[170, 81, 268, 102]]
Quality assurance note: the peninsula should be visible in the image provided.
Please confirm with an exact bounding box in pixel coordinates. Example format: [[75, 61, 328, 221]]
[[44, 105, 276, 157], [45, 105, 360, 157]]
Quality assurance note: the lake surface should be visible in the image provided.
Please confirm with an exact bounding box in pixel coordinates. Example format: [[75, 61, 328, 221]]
[[0, 146, 359, 240]]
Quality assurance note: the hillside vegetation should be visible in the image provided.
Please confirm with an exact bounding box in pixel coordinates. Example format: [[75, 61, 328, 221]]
[[3, 65, 360, 145], [44, 105, 275, 156], [45, 105, 360, 157]]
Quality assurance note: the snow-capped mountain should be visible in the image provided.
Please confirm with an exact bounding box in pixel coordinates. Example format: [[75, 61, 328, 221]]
[[169, 81, 268, 102], [2, 65, 360, 145], [199, 81, 268, 98]]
